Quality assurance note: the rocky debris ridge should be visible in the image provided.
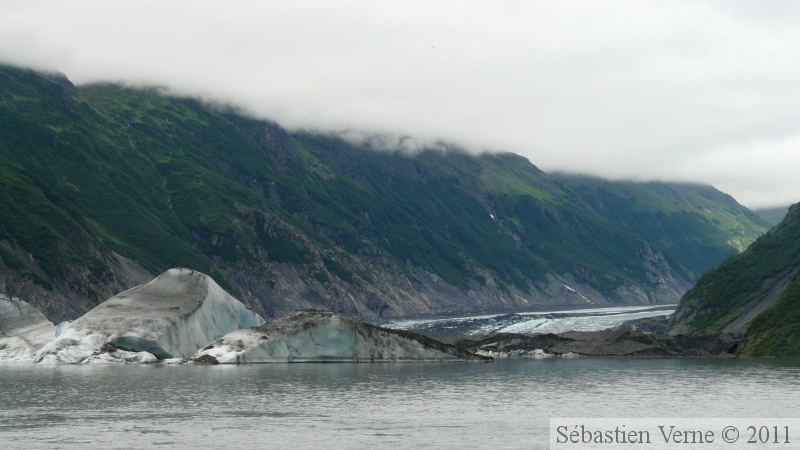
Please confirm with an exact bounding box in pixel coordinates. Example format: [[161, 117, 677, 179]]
[[33, 268, 265, 364], [192, 309, 491, 363], [0, 295, 56, 362], [622, 315, 671, 335], [455, 326, 740, 357]]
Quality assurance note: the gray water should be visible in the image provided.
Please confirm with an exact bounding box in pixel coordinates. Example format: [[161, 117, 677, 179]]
[[3, 358, 800, 449]]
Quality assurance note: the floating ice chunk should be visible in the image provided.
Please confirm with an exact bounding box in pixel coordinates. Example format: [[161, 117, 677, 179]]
[[34, 268, 265, 364], [0, 295, 55, 363], [192, 309, 491, 363], [80, 346, 158, 364], [476, 348, 554, 359], [161, 357, 186, 365]]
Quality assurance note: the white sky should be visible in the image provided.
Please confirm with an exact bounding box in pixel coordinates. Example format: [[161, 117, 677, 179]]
[[1, 0, 799, 208]]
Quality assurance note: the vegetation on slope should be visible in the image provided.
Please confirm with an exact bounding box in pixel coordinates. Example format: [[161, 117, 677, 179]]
[[742, 272, 800, 356], [553, 175, 769, 278], [0, 64, 770, 320], [670, 204, 800, 334]]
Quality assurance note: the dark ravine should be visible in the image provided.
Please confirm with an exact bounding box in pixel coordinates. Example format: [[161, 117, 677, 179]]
[[0, 64, 768, 324]]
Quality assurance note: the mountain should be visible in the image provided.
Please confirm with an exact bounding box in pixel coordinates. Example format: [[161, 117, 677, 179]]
[[668, 204, 800, 355], [551, 175, 767, 276], [753, 206, 790, 227], [0, 64, 769, 323]]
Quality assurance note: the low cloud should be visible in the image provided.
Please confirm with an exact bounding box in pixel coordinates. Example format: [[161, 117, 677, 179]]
[[333, 130, 448, 154], [1, 0, 798, 208]]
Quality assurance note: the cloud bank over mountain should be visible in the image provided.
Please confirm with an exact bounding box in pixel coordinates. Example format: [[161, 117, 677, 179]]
[[2, 0, 799, 207]]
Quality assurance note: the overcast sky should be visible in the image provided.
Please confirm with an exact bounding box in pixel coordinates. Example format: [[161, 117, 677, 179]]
[[2, 1, 799, 208]]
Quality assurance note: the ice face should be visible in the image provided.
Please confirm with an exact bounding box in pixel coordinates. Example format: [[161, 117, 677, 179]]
[[0, 295, 56, 363], [34, 268, 265, 364], [54, 321, 72, 337], [193, 310, 473, 364]]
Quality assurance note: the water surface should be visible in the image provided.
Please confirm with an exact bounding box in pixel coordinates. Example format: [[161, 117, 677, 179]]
[[2, 358, 799, 449]]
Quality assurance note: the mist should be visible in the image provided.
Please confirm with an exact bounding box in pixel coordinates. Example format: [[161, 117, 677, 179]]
[[1, 0, 799, 208]]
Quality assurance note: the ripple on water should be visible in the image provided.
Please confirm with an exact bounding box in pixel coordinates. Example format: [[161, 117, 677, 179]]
[[1, 358, 799, 448]]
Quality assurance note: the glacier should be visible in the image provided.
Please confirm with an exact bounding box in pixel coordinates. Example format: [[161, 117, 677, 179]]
[[34, 268, 265, 364], [0, 295, 56, 363], [192, 309, 491, 363], [3, 270, 490, 365]]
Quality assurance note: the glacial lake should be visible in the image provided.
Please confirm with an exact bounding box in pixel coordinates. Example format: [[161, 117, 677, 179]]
[[3, 358, 800, 449]]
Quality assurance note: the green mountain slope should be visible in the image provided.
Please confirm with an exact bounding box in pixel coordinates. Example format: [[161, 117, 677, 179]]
[[741, 272, 800, 356], [668, 204, 800, 350], [552, 175, 768, 278], [0, 65, 769, 322], [753, 206, 790, 227]]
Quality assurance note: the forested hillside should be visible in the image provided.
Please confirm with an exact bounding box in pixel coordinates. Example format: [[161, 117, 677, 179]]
[[669, 203, 800, 357], [0, 65, 768, 322]]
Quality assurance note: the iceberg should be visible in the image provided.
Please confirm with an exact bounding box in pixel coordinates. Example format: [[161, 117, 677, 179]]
[[0, 295, 56, 363], [192, 309, 491, 363], [34, 268, 265, 364]]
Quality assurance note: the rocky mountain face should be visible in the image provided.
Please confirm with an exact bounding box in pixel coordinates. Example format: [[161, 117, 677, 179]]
[[0, 65, 768, 323], [669, 204, 800, 355]]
